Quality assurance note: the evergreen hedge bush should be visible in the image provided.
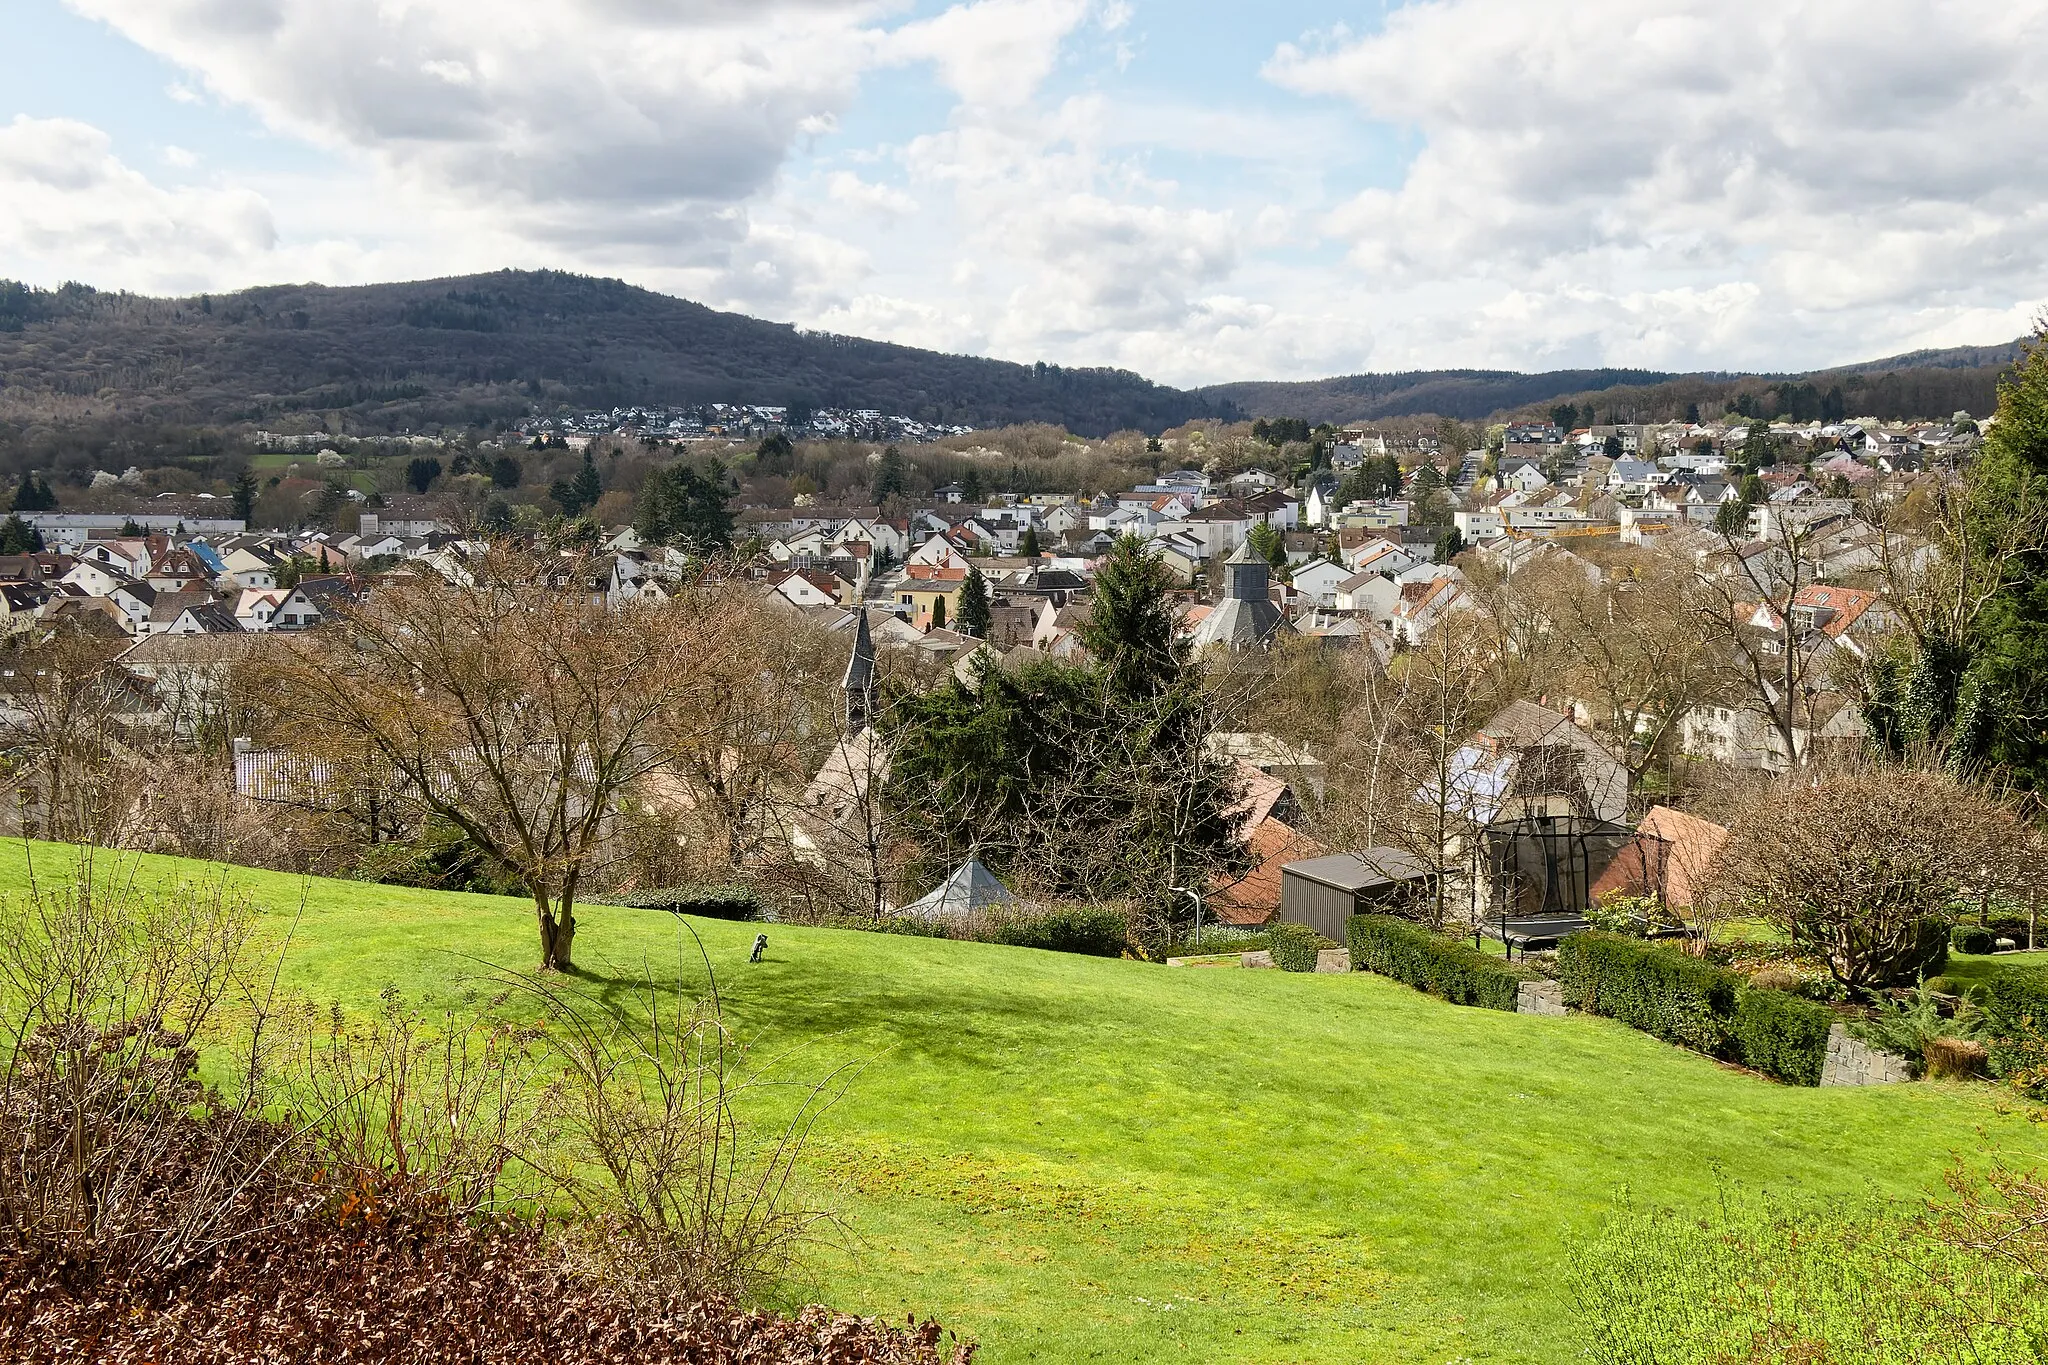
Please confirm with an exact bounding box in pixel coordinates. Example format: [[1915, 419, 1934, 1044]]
[[1558, 932, 1741, 1057], [1950, 924, 1996, 955], [1347, 915, 1533, 1011], [986, 906, 1131, 958], [1731, 987, 1835, 1086], [1983, 965, 2048, 1085], [1267, 922, 1325, 973]]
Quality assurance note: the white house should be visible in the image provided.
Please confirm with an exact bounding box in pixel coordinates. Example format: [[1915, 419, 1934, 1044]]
[[1334, 571, 1401, 619], [1288, 559, 1352, 608]]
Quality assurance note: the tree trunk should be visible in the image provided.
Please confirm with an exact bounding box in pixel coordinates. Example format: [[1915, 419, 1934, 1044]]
[[537, 899, 576, 971]]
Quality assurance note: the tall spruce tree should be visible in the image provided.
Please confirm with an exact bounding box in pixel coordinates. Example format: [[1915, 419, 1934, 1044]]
[[957, 566, 992, 639]]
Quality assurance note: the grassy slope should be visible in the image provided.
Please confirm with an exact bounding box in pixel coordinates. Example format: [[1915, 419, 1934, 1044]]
[[10, 840, 2043, 1365]]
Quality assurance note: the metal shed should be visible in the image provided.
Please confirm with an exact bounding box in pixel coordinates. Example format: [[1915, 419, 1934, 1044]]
[[1278, 848, 1436, 941]]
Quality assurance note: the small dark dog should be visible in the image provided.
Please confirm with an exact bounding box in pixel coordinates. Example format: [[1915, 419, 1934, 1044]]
[[750, 933, 768, 964]]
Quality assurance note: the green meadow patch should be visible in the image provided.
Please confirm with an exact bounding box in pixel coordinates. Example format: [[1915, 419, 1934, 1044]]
[[3, 839, 2041, 1364]]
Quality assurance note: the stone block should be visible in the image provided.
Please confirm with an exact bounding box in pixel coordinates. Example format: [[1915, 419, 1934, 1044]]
[[1820, 1023, 1913, 1086], [1517, 980, 1566, 1016], [1314, 949, 1352, 974]]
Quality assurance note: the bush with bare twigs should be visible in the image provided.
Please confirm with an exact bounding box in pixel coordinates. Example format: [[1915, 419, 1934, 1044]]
[[1715, 764, 2035, 996]]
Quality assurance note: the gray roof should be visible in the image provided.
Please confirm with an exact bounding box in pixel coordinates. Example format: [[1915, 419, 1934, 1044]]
[[1189, 595, 1288, 650], [1283, 848, 1434, 891], [901, 860, 1017, 920], [842, 606, 876, 694]]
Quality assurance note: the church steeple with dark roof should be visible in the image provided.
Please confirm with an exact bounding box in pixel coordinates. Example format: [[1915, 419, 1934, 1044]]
[[843, 606, 877, 735]]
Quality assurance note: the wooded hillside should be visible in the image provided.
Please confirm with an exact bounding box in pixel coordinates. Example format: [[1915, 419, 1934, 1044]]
[[0, 271, 1227, 439]]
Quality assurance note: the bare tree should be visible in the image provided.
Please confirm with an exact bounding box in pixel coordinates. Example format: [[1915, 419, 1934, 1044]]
[[0, 626, 139, 842], [1715, 762, 2033, 995], [1521, 549, 1734, 798], [1310, 613, 1516, 929], [1694, 510, 1828, 766], [268, 545, 732, 970]]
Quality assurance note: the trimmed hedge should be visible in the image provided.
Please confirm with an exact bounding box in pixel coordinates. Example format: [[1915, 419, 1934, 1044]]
[[1267, 923, 1325, 973], [1951, 924, 1996, 955], [986, 906, 1131, 958], [1732, 987, 1835, 1086], [1348, 915, 1534, 1011], [590, 884, 763, 921], [1557, 932, 1741, 1057], [1983, 965, 2048, 1084]]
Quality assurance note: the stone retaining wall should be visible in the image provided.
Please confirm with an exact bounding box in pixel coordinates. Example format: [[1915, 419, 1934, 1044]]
[[1820, 1023, 1913, 1086], [1517, 980, 1566, 1016]]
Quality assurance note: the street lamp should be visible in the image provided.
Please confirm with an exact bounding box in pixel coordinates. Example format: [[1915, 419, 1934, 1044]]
[[1170, 885, 1204, 948]]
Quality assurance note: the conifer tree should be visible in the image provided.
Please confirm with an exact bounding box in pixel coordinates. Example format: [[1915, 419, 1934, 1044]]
[[958, 566, 992, 639]]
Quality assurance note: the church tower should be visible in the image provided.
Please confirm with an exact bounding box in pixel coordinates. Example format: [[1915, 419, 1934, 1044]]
[[843, 606, 877, 735]]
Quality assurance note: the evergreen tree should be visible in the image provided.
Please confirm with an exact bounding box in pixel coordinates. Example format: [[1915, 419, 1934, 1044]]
[[1078, 534, 1182, 698], [551, 452, 603, 517], [231, 468, 258, 521], [1740, 420, 1778, 470], [570, 451, 602, 512], [883, 538, 1240, 916], [1963, 331, 2048, 786], [1433, 527, 1466, 564], [872, 445, 907, 502], [0, 514, 40, 554], [11, 471, 55, 512], [1247, 521, 1288, 570], [960, 467, 985, 504], [405, 456, 443, 494], [958, 566, 992, 639], [1019, 526, 1041, 557], [633, 459, 734, 549], [490, 456, 522, 489]]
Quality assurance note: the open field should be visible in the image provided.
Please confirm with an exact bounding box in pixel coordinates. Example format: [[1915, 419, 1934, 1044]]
[[7, 840, 2043, 1364]]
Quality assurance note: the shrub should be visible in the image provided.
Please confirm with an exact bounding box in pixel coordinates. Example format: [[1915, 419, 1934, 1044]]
[[1952, 924, 1996, 955], [1747, 965, 1802, 993], [1348, 915, 1534, 1011], [1983, 965, 2048, 1091], [1731, 987, 1835, 1086], [1557, 932, 1740, 1057], [1267, 922, 1325, 973], [590, 884, 764, 921], [986, 905, 1131, 958], [1852, 981, 1988, 1079]]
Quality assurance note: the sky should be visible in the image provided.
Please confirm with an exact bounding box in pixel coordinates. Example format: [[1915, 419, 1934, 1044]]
[[2, 0, 2046, 388]]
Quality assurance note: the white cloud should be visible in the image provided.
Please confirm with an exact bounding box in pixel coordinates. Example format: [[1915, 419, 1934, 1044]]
[[885, 0, 1093, 108], [1264, 0, 2048, 371], [67, 0, 885, 213], [0, 116, 275, 291], [828, 171, 918, 217]]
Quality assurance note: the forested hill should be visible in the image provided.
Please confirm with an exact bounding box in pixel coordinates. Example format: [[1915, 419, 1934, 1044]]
[[0, 269, 2027, 439], [1199, 341, 2030, 426], [0, 271, 1229, 438]]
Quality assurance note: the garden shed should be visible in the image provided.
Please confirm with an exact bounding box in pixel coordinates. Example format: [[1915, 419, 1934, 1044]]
[[1278, 849, 1436, 941]]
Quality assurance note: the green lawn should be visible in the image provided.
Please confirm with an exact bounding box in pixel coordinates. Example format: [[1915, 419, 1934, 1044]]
[[6, 840, 2042, 1364]]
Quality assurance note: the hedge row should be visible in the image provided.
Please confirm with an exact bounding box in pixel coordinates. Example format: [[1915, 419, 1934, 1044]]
[[985, 905, 1131, 958], [588, 884, 764, 921], [1558, 932, 1837, 1084], [1268, 923, 1325, 973], [1558, 932, 1740, 1056], [1347, 915, 1534, 1011], [1983, 965, 2048, 1085], [1731, 987, 1837, 1087]]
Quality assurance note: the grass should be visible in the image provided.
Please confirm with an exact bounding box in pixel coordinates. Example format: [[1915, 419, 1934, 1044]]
[[8, 839, 2046, 1364]]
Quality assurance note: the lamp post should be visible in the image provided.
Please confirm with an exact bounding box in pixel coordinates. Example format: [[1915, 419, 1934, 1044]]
[[1171, 885, 1204, 948]]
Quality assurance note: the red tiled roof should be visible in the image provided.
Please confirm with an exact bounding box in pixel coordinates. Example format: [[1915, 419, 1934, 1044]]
[[1210, 818, 1326, 926]]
